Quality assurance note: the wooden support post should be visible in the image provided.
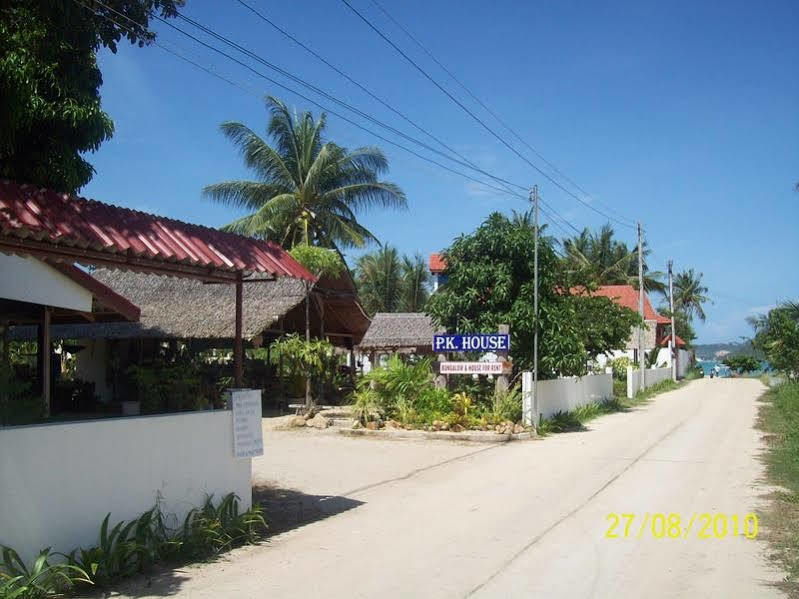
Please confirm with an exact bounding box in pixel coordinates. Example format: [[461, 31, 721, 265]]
[[434, 327, 448, 389], [495, 323, 510, 400], [38, 306, 52, 418], [234, 273, 243, 388]]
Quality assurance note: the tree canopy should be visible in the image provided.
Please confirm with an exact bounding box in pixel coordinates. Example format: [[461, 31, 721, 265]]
[[749, 301, 799, 376], [0, 0, 183, 192], [425, 213, 641, 377], [204, 97, 406, 250]]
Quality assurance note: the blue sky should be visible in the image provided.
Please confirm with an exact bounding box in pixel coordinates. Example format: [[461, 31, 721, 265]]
[[82, 0, 798, 343]]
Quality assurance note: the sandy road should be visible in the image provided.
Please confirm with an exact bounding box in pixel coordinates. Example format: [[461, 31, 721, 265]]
[[112, 378, 784, 598]]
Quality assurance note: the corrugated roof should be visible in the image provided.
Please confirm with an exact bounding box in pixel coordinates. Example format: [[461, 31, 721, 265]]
[[358, 312, 435, 350], [0, 180, 314, 282]]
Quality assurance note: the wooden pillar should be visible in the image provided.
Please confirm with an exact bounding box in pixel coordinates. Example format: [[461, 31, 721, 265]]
[[495, 323, 510, 399], [38, 306, 52, 418], [234, 273, 243, 387]]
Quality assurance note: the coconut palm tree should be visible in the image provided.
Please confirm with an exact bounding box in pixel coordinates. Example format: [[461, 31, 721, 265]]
[[562, 224, 665, 294], [204, 97, 406, 249], [673, 269, 709, 322], [354, 246, 431, 315]]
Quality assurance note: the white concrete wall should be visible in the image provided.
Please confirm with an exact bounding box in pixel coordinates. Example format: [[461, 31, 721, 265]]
[[676, 349, 693, 378], [0, 411, 251, 565], [523, 373, 612, 423], [74, 338, 112, 402], [0, 254, 92, 311], [626, 366, 672, 399]]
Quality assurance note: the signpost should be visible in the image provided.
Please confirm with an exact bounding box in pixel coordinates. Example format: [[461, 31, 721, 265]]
[[432, 333, 510, 353], [231, 389, 263, 459]]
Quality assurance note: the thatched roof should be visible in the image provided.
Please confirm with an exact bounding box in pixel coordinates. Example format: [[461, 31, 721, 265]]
[[10, 268, 308, 341], [358, 312, 435, 351]]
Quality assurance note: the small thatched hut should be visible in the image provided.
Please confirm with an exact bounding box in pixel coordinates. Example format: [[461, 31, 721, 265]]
[[357, 312, 435, 364]]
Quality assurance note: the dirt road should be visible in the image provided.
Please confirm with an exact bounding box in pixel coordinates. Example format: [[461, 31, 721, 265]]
[[113, 379, 784, 598]]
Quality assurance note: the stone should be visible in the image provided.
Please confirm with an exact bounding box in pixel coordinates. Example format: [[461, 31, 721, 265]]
[[352, 421, 362, 430], [513, 423, 525, 435], [310, 413, 330, 429], [451, 424, 465, 433], [365, 421, 379, 430], [289, 415, 307, 428]]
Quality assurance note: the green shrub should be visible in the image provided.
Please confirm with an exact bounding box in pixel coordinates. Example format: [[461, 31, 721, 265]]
[[357, 356, 433, 417], [608, 356, 634, 380], [0, 546, 91, 598], [488, 385, 523, 424]]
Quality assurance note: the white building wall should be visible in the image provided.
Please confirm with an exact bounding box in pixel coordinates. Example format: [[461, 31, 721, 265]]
[[0, 254, 92, 311], [74, 338, 113, 402], [0, 411, 251, 565], [523, 373, 613, 423]]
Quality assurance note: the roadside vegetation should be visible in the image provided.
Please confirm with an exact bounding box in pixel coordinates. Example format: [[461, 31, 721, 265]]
[[0, 493, 265, 598]]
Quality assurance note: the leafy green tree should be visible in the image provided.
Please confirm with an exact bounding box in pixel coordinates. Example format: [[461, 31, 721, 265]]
[[354, 246, 430, 315], [425, 213, 641, 377], [0, 0, 183, 192], [204, 97, 406, 250], [673, 269, 709, 322], [750, 301, 799, 376], [562, 224, 665, 294], [723, 355, 761, 374]]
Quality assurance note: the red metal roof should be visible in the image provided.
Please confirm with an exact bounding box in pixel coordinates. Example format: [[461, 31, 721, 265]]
[[0, 181, 314, 282], [429, 252, 447, 273], [574, 284, 670, 324]]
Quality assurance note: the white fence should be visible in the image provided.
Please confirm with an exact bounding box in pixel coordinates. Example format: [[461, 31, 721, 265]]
[[626, 366, 672, 398], [0, 410, 252, 565], [522, 372, 612, 425]]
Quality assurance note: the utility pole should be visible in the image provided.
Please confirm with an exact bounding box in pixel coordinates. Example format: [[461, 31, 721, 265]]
[[668, 259, 677, 382], [637, 222, 646, 392], [532, 185, 540, 427]]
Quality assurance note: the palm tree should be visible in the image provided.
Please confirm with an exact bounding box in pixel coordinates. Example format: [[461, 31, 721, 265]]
[[204, 97, 406, 250], [673, 269, 709, 322], [354, 247, 431, 315], [355, 246, 403, 315], [399, 253, 430, 312], [562, 224, 665, 293]]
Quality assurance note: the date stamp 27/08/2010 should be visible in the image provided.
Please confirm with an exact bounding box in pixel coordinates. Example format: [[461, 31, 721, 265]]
[[605, 513, 759, 540]]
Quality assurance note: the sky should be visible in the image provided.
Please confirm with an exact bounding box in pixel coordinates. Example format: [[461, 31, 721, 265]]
[[81, 0, 798, 344]]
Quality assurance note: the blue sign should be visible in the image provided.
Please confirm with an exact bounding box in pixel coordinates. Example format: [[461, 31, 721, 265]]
[[432, 334, 510, 352]]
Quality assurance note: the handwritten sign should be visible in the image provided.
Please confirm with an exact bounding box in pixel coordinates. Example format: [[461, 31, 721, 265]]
[[433, 334, 510, 352], [231, 389, 263, 459], [439, 361, 506, 375]]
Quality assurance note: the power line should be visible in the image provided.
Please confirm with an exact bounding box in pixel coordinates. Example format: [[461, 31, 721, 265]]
[[366, 0, 635, 227], [78, 0, 589, 242], [338, 0, 636, 230]]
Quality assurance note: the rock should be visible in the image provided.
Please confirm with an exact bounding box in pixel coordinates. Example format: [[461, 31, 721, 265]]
[[385, 419, 400, 430], [513, 423, 525, 435], [495, 424, 503, 433], [289, 415, 307, 428], [352, 421, 362, 430], [310, 413, 330, 429], [441, 422, 450, 431], [365, 420, 379, 430], [451, 424, 465, 433]]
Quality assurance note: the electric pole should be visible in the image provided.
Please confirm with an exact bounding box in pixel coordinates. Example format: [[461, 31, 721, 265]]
[[638, 222, 646, 392], [532, 185, 540, 428], [668, 259, 677, 382]]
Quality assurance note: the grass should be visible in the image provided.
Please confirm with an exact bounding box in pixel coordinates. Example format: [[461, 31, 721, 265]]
[[756, 381, 799, 594]]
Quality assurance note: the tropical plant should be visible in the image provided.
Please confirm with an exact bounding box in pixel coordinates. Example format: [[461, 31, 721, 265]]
[[204, 97, 406, 250], [270, 335, 339, 407], [425, 213, 641, 377], [354, 246, 432, 315], [561, 224, 665, 294], [489, 384, 523, 423], [0, 1, 182, 192], [356, 355, 434, 417], [1, 546, 91, 598], [673, 269, 709, 322], [723, 355, 761, 374], [179, 494, 266, 559], [750, 301, 799, 376]]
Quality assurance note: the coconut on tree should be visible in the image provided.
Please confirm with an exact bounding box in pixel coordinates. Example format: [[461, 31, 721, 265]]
[[203, 96, 406, 250]]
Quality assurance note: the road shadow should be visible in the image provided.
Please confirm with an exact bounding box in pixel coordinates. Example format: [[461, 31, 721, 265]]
[[87, 486, 363, 597], [253, 483, 364, 534]]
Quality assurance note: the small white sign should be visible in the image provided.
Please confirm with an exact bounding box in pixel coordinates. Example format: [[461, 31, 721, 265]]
[[440, 361, 504, 374], [231, 389, 263, 459]]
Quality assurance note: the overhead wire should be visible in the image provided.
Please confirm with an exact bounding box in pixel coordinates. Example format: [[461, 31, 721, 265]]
[[338, 0, 636, 230]]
